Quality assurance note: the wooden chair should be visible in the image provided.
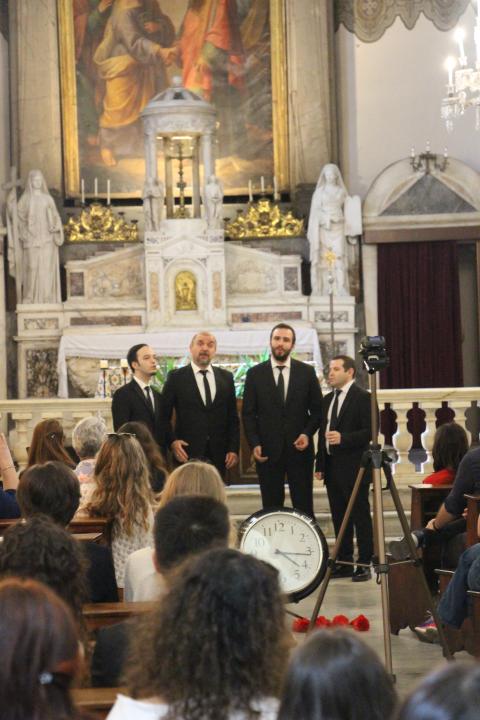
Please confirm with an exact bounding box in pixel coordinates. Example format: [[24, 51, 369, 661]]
[[388, 484, 452, 635], [0, 516, 110, 543], [72, 687, 124, 719], [82, 601, 154, 632]]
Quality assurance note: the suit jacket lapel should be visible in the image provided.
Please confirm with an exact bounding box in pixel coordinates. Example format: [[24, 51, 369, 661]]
[[336, 384, 356, 427], [131, 379, 154, 418], [285, 360, 299, 406], [187, 364, 206, 407], [263, 361, 282, 407], [212, 366, 225, 406]]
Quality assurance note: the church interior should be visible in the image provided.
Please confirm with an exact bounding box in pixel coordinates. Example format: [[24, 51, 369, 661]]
[[1, 0, 480, 716]]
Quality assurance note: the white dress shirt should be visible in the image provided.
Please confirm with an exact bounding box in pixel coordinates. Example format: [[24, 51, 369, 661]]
[[133, 375, 155, 411], [191, 362, 217, 404], [270, 355, 291, 397], [326, 379, 355, 453]]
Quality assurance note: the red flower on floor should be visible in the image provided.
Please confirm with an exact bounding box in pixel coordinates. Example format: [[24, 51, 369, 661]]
[[315, 615, 331, 628], [350, 614, 370, 631], [331, 614, 350, 626], [291, 617, 310, 633]]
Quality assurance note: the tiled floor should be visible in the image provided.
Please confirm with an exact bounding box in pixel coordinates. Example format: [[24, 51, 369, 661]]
[[286, 573, 473, 699]]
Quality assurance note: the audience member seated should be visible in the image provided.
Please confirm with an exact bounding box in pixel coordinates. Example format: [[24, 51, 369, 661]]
[[0, 577, 87, 720], [396, 662, 480, 720], [277, 628, 397, 720], [0, 433, 20, 519], [85, 433, 154, 588], [17, 461, 118, 603], [389, 440, 480, 566], [0, 515, 87, 625], [124, 460, 229, 601], [118, 421, 167, 493], [92, 495, 230, 687], [106, 548, 290, 719], [421, 422, 468, 486], [27, 418, 75, 469], [72, 416, 107, 506]]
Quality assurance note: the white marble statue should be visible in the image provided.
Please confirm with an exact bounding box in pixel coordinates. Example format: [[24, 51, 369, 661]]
[[143, 178, 164, 231], [203, 175, 224, 228], [307, 163, 362, 296], [9, 169, 64, 304]]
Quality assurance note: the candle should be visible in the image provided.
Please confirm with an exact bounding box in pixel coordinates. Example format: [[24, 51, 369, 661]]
[[94, 177, 98, 197], [445, 56, 456, 86], [410, 147, 415, 158], [260, 176, 265, 192], [100, 359, 108, 369], [248, 179, 253, 202], [120, 358, 128, 368], [81, 178, 85, 204], [426, 139, 431, 152], [273, 175, 278, 200], [107, 179, 111, 205], [444, 147, 448, 158], [454, 29, 466, 65]]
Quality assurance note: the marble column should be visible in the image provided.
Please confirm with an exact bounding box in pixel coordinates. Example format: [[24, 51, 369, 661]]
[[9, 0, 62, 191], [285, 0, 337, 186], [0, 227, 7, 403]]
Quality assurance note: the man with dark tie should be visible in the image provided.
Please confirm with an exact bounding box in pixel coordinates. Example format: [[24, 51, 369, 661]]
[[315, 355, 373, 582], [111, 344, 169, 451], [242, 323, 323, 517], [162, 331, 240, 480]]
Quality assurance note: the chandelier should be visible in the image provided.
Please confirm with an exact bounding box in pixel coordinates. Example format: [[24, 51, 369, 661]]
[[441, 9, 480, 132]]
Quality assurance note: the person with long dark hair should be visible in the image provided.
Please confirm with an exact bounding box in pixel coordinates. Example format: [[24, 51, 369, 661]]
[[107, 548, 290, 719], [277, 629, 397, 720], [27, 419, 75, 468], [0, 577, 87, 720], [118, 421, 167, 492], [422, 422, 469, 486]]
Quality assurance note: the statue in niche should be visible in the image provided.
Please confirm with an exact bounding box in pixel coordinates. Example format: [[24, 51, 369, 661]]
[[203, 175, 224, 228], [8, 169, 64, 304], [307, 163, 362, 296], [175, 271, 197, 311], [143, 178, 164, 231]]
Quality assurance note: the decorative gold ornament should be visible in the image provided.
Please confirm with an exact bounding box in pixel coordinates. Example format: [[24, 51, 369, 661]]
[[175, 271, 197, 311], [225, 198, 304, 239], [324, 249, 338, 268], [64, 203, 139, 243]]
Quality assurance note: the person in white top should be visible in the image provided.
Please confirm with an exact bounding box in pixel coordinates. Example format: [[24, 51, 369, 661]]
[[107, 548, 291, 720]]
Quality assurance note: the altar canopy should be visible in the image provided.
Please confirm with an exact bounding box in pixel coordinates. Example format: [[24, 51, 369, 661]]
[[57, 328, 322, 398]]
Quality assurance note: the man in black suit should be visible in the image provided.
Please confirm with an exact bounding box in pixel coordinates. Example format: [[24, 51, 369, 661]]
[[315, 355, 373, 582], [162, 331, 240, 479], [242, 323, 323, 517], [111, 344, 169, 450]]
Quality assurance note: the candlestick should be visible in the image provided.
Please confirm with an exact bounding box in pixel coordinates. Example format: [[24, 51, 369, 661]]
[[94, 177, 98, 198], [273, 175, 278, 201], [81, 179, 85, 205], [107, 179, 111, 205], [260, 175, 265, 192], [248, 179, 253, 202]]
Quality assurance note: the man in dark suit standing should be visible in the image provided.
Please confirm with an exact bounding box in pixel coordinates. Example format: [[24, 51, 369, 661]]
[[242, 323, 323, 517], [111, 344, 169, 451], [315, 355, 373, 582], [162, 331, 240, 479]]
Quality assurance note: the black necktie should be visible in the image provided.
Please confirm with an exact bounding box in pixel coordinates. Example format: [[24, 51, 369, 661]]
[[329, 389, 341, 430], [145, 385, 154, 411], [200, 370, 212, 408], [276, 366, 286, 404]]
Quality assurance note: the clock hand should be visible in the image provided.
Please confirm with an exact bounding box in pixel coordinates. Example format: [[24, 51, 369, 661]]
[[274, 549, 300, 566], [276, 551, 312, 556]]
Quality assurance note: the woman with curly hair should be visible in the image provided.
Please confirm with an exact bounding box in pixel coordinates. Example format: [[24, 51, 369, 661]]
[[107, 548, 290, 720], [0, 577, 88, 720], [118, 421, 167, 493], [86, 433, 155, 588], [277, 628, 397, 720], [27, 418, 75, 469]]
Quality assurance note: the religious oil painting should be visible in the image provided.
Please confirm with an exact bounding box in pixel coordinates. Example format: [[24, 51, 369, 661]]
[[58, 0, 288, 199]]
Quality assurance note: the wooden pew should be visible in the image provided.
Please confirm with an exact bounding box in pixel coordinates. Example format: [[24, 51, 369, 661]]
[[83, 601, 154, 632], [388, 484, 452, 634], [72, 687, 125, 719], [0, 516, 110, 542]]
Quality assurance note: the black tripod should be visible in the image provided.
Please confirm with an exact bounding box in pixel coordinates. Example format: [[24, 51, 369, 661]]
[[309, 349, 452, 674]]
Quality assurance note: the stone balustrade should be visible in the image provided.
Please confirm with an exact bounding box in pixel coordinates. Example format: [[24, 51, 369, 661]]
[[0, 388, 478, 481]]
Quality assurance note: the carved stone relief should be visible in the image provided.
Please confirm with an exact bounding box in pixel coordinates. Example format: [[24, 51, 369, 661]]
[[227, 261, 278, 295], [24, 317, 59, 330], [26, 348, 58, 397], [86, 257, 144, 299]]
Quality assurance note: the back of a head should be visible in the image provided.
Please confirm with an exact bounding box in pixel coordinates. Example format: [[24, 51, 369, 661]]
[[160, 460, 227, 506], [277, 629, 397, 720], [126, 548, 289, 719], [397, 663, 480, 720], [432, 422, 469, 472], [17, 462, 80, 526], [154, 495, 230, 572], [0, 577, 79, 720], [27, 419, 73, 468], [72, 415, 107, 460], [0, 516, 87, 620]]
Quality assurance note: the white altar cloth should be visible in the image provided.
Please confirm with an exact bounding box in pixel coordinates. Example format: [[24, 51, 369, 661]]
[[57, 328, 322, 398]]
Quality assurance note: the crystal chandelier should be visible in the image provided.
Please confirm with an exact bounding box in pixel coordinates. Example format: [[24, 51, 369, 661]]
[[441, 5, 480, 132]]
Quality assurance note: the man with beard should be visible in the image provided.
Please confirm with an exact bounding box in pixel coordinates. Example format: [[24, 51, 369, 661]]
[[162, 331, 239, 480], [242, 323, 323, 517]]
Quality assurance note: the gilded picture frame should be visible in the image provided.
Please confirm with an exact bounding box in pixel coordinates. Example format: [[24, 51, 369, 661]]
[[58, 0, 289, 199]]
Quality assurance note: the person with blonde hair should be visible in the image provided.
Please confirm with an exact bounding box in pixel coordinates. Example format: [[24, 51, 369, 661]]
[[160, 459, 227, 507], [86, 433, 154, 588]]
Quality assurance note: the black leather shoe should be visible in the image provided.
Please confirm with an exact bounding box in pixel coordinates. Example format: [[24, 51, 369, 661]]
[[330, 565, 354, 579], [352, 567, 372, 582]]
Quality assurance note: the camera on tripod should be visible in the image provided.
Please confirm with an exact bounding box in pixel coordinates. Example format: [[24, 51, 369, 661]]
[[359, 336, 389, 373]]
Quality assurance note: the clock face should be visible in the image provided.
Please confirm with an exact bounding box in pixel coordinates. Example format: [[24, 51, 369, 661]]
[[239, 509, 328, 602]]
